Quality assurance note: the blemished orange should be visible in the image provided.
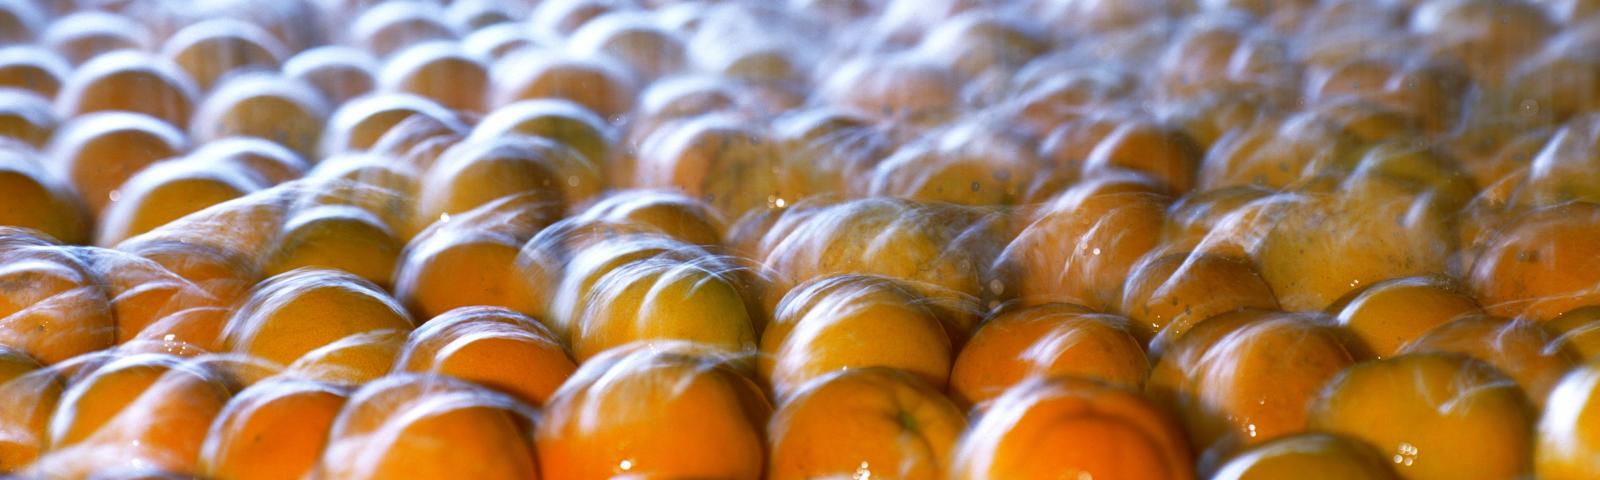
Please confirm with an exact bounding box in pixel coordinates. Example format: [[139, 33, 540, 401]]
[[222, 268, 415, 368], [94, 159, 264, 247], [0, 149, 91, 245], [316, 374, 538, 480], [761, 274, 953, 399], [0, 246, 115, 364], [1120, 251, 1280, 342], [200, 379, 349, 480], [395, 306, 576, 407], [160, 18, 286, 92], [1536, 363, 1600, 480], [1331, 275, 1483, 358], [1470, 201, 1600, 320], [48, 111, 189, 215], [952, 376, 1196, 480], [381, 42, 490, 113], [190, 73, 329, 161], [282, 46, 378, 106], [54, 50, 198, 128], [536, 342, 770, 480], [42, 353, 231, 477], [1211, 433, 1399, 480], [768, 368, 967, 480], [263, 205, 402, 290], [949, 303, 1148, 408], [0, 346, 61, 471], [1309, 353, 1535, 480], [1402, 314, 1580, 408]]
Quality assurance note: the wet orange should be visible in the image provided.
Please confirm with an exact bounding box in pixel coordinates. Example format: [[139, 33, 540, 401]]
[[1331, 276, 1483, 358], [55, 51, 197, 128], [0, 150, 91, 245], [575, 257, 756, 361], [200, 380, 348, 480], [1402, 314, 1580, 408], [1545, 306, 1600, 361], [382, 43, 490, 113], [0, 246, 114, 364], [0, 346, 60, 471], [49, 112, 188, 215], [1537, 363, 1600, 480], [1003, 189, 1169, 311], [768, 367, 966, 480], [950, 303, 1148, 408], [317, 374, 538, 480], [262, 206, 401, 290], [1211, 433, 1399, 480], [1121, 251, 1280, 342], [190, 74, 329, 160], [396, 306, 576, 407], [1470, 201, 1600, 320], [95, 160, 263, 247], [42, 354, 231, 477], [161, 19, 286, 91], [223, 269, 414, 369]]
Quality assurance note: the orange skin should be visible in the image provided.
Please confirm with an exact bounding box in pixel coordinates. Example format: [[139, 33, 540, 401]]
[[1211, 433, 1399, 480], [572, 190, 726, 247], [0, 152, 91, 245], [55, 51, 197, 128], [351, 2, 460, 58], [40, 11, 150, 65], [468, 99, 614, 183], [493, 53, 637, 119], [200, 380, 348, 480], [94, 161, 262, 247], [1083, 122, 1203, 194], [0, 246, 115, 364], [49, 112, 188, 215], [570, 17, 687, 80], [634, 115, 788, 220], [950, 303, 1149, 408], [187, 138, 307, 187], [263, 205, 402, 290], [1309, 353, 1535, 480], [953, 377, 1196, 480], [414, 136, 598, 235], [319, 93, 463, 157], [1545, 306, 1600, 360], [41, 354, 232, 477], [1146, 309, 1309, 443], [868, 123, 1064, 207], [1001, 189, 1169, 311], [160, 19, 285, 92], [1536, 363, 1600, 480], [1198, 115, 1358, 191], [190, 74, 329, 161], [279, 329, 406, 386], [282, 46, 378, 106], [574, 257, 757, 361], [382, 43, 489, 113], [0, 47, 68, 98], [1470, 201, 1600, 320], [317, 375, 539, 480], [1161, 185, 1278, 259], [768, 368, 967, 480], [1331, 276, 1484, 358], [396, 307, 576, 407], [1402, 314, 1581, 408], [223, 269, 414, 369], [395, 227, 535, 322], [0, 91, 56, 148], [0, 347, 61, 471], [761, 274, 953, 399], [1121, 252, 1280, 343], [536, 342, 770, 480]]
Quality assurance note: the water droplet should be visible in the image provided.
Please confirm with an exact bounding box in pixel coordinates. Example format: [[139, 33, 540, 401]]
[[853, 461, 871, 480], [619, 459, 633, 471], [1091, 247, 1102, 256], [108, 190, 121, 202], [775, 198, 787, 208], [567, 176, 579, 187], [440, 213, 451, 223]]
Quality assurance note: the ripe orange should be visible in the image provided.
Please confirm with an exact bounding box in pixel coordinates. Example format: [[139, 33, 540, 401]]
[[0, 346, 61, 471], [467, 98, 614, 179], [0, 91, 56, 148], [1470, 201, 1600, 320], [262, 205, 402, 290], [95, 159, 263, 247], [0, 245, 114, 364], [55, 51, 198, 128], [1545, 306, 1600, 361], [395, 306, 576, 406], [222, 269, 414, 369], [1537, 363, 1600, 480], [40, 354, 231, 477], [318, 93, 464, 157], [0, 149, 91, 245], [350, 1, 460, 58], [768, 367, 967, 479], [950, 303, 1148, 408], [413, 136, 598, 235], [317, 374, 538, 480], [1121, 251, 1280, 342], [492, 51, 637, 118], [381, 42, 490, 113], [1331, 275, 1483, 358], [48, 112, 188, 215], [1211, 433, 1399, 480], [1001, 188, 1169, 311], [1402, 314, 1580, 408], [282, 46, 378, 106], [187, 137, 308, 187], [0, 46, 69, 98], [160, 18, 286, 92], [200, 379, 348, 480], [575, 256, 755, 360], [189, 73, 330, 160], [39, 11, 150, 65], [570, 190, 725, 247]]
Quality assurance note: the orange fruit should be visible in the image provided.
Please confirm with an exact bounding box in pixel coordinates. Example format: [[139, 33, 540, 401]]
[[1001, 189, 1169, 310], [160, 18, 286, 92], [467, 98, 614, 177], [413, 136, 598, 235], [575, 256, 756, 361], [868, 122, 1064, 206], [222, 268, 414, 369], [190, 73, 330, 160], [530, 0, 617, 36], [536, 342, 769, 479], [1198, 114, 1358, 191], [541, 232, 707, 340], [918, 13, 1047, 78], [1211, 433, 1399, 480], [1402, 314, 1580, 408], [199, 379, 348, 480], [633, 113, 791, 218], [0, 149, 91, 245], [0, 1, 42, 47], [1309, 353, 1534, 480], [950, 303, 1148, 408], [277, 329, 406, 386], [568, 14, 687, 80], [381, 42, 490, 113], [351, 1, 460, 58], [282, 46, 378, 106], [262, 205, 402, 290], [761, 274, 952, 399], [394, 196, 560, 320], [0, 245, 114, 364], [1121, 251, 1280, 342], [462, 23, 540, 61], [492, 51, 637, 118], [0, 346, 61, 471], [820, 55, 957, 123], [39, 11, 150, 65], [55, 50, 197, 128], [953, 377, 1195, 480], [0, 46, 69, 98], [395, 306, 576, 406], [0, 90, 56, 148], [1083, 121, 1203, 194], [318, 93, 464, 156], [47, 112, 188, 215], [1331, 275, 1483, 358], [1536, 363, 1600, 480], [571, 190, 725, 247], [187, 137, 308, 187], [1545, 306, 1600, 361], [95, 159, 263, 247], [768, 367, 967, 480], [1470, 201, 1600, 320], [41, 353, 231, 477], [317, 374, 538, 480]]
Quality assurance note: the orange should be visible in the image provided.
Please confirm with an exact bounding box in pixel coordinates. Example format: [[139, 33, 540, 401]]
[[199, 379, 348, 480], [0, 149, 91, 245], [819, 55, 957, 123], [1470, 201, 1600, 320], [1083, 121, 1203, 194], [0, 346, 61, 471], [1545, 306, 1600, 360], [413, 136, 598, 235], [541, 232, 707, 340], [0, 245, 114, 364], [633, 114, 791, 218], [0, 1, 41, 47], [1536, 363, 1600, 480], [1160, 185, 1276, 258], [1001, 189, 1169, 311], [1121, 251, 1280, 342], [222, 268, 414, 369], [276, 329, 406, 386], [773, 107, 894, 196], [82, 247, 233, 345], [950, 303, 1148, 408], [868, 122, 1064, 206], [447, 0, 516, 31], [530, 0, 617, 36], [395, 306, 576, 406], [282, 46, 378, 106], [492, 51, 637, 118], [40, 353, 230, 477], [296, 153, 420, 238], [262, 205, 402, 290], [190, 73, 330, 160], [381, 42, 490, 113], [394, 197, 558, 321], [0, 90, 56, 148], [55, 50, 198, 128], [918, 13, 1046, 78], [463, 23, 540, 61], [1402, 314, 1580, 408], [160, 18, 286, 92], [575, 256, 756, 361], [350, 1, 460, 58], [568, 14, 687, 80], [952, 377, 1195, 480], [768, 367, 966, 480], [47, 112, 188, 215], [318, 93, 464, 156], [536, 342, 769, 479], [467, 98, 614, 178], [1211, 433, 1399, 480], [39, 11, 150, 65], [95, 159, 263, 247], [571, 190, 725, 247], [187, 137, 308, 187], [117, 239, 263, 307], [1198, 114, 1358, 191], [1309, 353, 1534, 480], [1411, 0, 1553, 87], [0, 46, 69, 98], [1331, 276, 1483, 358], [316, 375, 538, 480], [761, 274, 952, 399]]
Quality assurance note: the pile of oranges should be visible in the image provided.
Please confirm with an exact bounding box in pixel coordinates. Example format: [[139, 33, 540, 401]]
[[3, 0, 1600, 478]]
